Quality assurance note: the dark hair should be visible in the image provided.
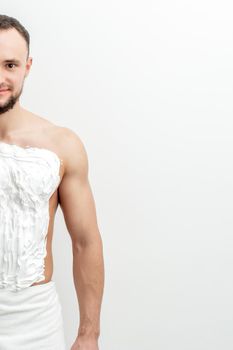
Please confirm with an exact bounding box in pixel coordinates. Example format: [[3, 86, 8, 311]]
[[0, 14, 30, 58]]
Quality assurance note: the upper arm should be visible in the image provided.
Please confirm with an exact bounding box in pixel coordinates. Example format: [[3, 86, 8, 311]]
[[57, 128, 100, 247]]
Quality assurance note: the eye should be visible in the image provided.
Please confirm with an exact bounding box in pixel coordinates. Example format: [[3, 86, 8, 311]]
[[6, 63, 16, 69]]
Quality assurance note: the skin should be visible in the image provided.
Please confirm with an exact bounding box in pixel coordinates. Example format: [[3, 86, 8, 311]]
[[0, 28, 104, 350]]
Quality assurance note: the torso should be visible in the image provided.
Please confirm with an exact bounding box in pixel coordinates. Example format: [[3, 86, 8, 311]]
[[0, 110, 65, 289]]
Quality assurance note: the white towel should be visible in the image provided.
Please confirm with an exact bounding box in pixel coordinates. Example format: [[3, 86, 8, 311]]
[[0, 280, 66, 349]]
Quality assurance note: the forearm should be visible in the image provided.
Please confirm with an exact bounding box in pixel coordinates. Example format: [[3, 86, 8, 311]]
[[72, 235, 105, 339]]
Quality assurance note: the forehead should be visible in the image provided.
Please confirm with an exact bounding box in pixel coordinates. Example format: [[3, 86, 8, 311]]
[[0, 28, 27, 62]]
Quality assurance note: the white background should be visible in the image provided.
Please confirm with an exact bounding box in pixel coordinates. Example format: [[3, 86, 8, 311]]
[[1, 1, 233, 349]]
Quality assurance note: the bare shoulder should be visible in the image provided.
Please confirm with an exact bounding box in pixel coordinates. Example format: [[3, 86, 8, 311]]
[[55, 126, 89, 178], [23, 110, 89, 179]]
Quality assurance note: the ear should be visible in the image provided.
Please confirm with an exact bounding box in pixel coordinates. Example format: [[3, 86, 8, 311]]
[[25, 57, 33, 78]]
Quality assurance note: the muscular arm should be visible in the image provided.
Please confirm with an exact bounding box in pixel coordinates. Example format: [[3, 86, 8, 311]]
[[58, 128, 105, 340]]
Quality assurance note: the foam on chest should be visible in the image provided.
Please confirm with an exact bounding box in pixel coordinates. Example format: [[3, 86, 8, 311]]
[[0, 143, 61, 209], [0, 142, 61, 291]]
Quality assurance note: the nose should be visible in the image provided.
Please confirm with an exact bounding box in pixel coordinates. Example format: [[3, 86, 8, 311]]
[[0, 69, 8, 86], [0, 78, 9, 90]]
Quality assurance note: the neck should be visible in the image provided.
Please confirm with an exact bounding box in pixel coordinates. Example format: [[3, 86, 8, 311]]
[[0, 100, 28, 138]]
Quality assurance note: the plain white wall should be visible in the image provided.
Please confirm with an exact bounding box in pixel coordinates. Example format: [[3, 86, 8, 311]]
[[1, 1, 233, 349]]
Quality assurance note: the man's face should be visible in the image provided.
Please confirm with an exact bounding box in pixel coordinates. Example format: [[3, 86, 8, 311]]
[[0, 28, 32, 115]]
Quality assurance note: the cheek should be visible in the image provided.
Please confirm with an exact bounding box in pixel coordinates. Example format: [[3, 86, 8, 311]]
[[10, 74, 24, 88]]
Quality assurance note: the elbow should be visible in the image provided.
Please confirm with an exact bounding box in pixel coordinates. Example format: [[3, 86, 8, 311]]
[[71, 230, 103, 252]]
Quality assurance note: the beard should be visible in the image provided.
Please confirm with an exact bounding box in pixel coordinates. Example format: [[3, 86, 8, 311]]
[[0, 85, 24, 115]]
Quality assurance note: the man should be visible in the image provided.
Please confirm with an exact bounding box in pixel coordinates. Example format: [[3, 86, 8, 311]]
[[0, 14, 104, 350]]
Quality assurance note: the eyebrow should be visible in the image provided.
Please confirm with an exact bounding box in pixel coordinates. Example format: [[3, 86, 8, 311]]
[[4, 59, 21, 64]]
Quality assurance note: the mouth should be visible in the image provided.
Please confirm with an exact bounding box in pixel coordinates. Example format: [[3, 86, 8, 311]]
[[0, 89, 10, 94]]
